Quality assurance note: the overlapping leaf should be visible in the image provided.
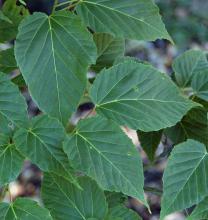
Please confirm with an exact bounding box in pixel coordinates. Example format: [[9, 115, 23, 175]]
[[165, 107, 208, 146], [192, 70, 208, 101], [0, 72, 27, 127], [173, 50, 208, 88], [90, 61, 197, 131], [161, 140, 208, 219], [76, 0, 172, 42], [0, 198, 52, 220], [187, 196, 208, 220], [0, 48, 17, 73], [63, 116, 147, 206], [42, 173, 108, 220], [92, 33, 125, 72], [14, 115, 77, 184], [0, 0, 29, 42], [137, 130, 163, 161], [15, 11, 97, 125]]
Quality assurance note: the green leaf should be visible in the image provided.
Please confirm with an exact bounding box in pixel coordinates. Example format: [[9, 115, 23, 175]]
[[0, 0, 29, 42], [106, 205, 141, 220], [90, 61, 197, 131], [0, 198, 52, 220], [105, 192, 127, 208], [187, 196, 208, 220], [42, 173, 108, 220], [92, 33, 125, 72], [137, 130, 163, 162], [15, 11, 97, 125], [0, 48, 17, 73], [161, 140, 208, 219], [165, 107, 208, 146], [192, 70, 208, 101], [14, 115, 77, 184], [173, 50, 208, 88], [63, 116, 147, 206], [0, 11, 12, 23], [0, 72, 27, 127], [76, 0, 172, 42]]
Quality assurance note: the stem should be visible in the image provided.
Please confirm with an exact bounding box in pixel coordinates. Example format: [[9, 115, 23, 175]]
[[52, 0, 58, 13]]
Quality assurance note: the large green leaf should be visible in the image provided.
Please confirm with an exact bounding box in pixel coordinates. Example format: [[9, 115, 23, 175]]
[[15, 11, 97, 125], [92, 33, 125, 72], [173, 50, 208, 88], [165, 107, 208, 146], [90, 61, 197, 131], [42, 173, 108, 220], [14, 115, 77, 184], [137, 130, 163, 162], [76, 0, 172, 42], [187, 196, 208, 220], [0, 72, 27, 127], [0, 198, 52, 220], [0, 48, 17, 73], [0, 0, 29, 42], [63, 116, 147, 206], [192, 70, 208, 101], [161, 140, 208, 219]]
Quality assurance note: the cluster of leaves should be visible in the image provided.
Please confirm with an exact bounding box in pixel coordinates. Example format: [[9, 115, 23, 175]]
[[0, 0, 208, 219]]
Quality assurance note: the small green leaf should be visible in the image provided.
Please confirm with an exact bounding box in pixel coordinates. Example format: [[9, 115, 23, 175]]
[[173, 50, 208, 88], [92, 33, 125, 72], [63, 116, 147, 206], [0, 198, 53, 220], [0, 48, 17, 73], [187, 196, 208, 220], [161, 140, 208, 219], [105, 192, 127, 208], [15, 11, 97, 125], [192, 70, 208, 101], [42, 174, 108, 220], [90, 61, 197, 131], [14, 115, 77, 184], [165, 107, 208, 146], [0, 0, 29, 42], [0, 72, 27, 127], [137, 130, 163, 162], [76, 0, 172, 42]]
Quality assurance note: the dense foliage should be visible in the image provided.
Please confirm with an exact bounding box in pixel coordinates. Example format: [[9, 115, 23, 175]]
[[0, 0, 208, 219]]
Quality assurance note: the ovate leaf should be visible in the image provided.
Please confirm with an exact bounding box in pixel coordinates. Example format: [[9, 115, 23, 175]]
[[63, 116, 147, 206], [192, 70, 208, 101], [106, 205, 141, 220], [76, 0, 172, 42], [173, 50, 208, 88], [90, 61, 197, 131], [14, 115, 77, 184], [165, 107, 208, 146], [161, 140, 208, 219], [0, 0, 29, 42], [0, 48, 17, 73], [187, 196, 208, 220], [0, 72, 27, 127], [15, 11, 97, 125], [42, 173, 108, 220], [0, 198, 52, 220], [137, 130, 163, 162], [92, 33, 125, 72]]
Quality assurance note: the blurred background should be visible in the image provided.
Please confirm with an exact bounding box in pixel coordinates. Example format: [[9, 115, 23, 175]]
[[0, 0, 208, 219]]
